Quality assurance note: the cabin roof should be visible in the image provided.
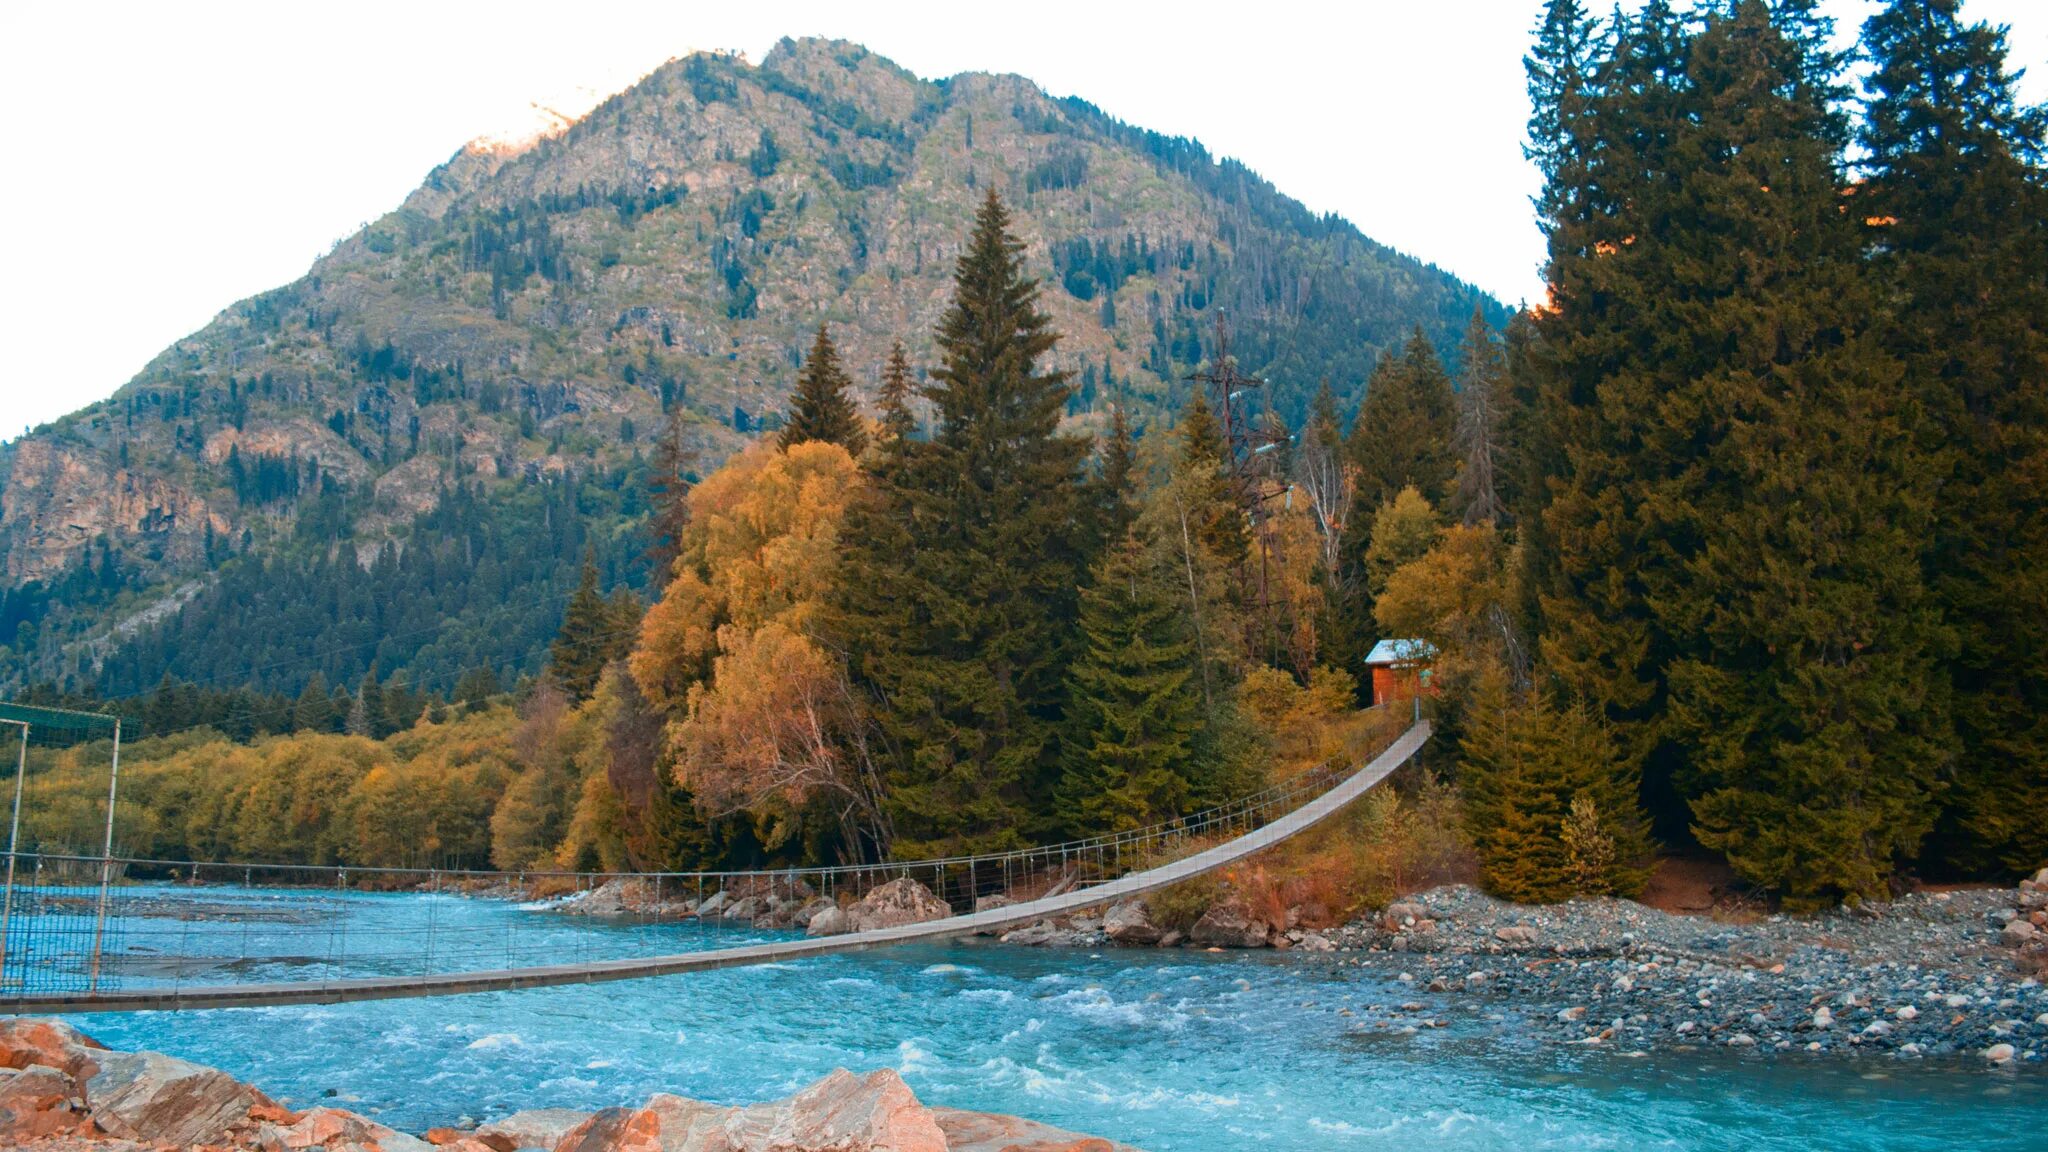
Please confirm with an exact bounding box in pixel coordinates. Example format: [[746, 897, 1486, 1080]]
[[1364, 638, 1437, 666]]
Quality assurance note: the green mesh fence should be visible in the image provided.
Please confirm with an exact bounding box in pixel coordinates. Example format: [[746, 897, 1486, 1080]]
[[0, 703, 122, 994]]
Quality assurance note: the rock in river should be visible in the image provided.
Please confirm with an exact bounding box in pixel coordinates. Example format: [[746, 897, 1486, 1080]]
[[1103, 900, 1162, 946]]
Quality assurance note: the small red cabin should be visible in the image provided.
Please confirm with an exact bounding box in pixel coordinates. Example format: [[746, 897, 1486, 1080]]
[[1364, 638, 1438, 708]]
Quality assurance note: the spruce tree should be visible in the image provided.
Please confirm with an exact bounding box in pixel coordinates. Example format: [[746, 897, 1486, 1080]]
[[292, 673, 336, 733], [1102, 404, 1138, 538], [1454, 308, 1508, 526], [1526, 0, 1696, 790], [1347, 327, 1456, 510], [1650, 2, 1946, 908], [835, 192, 1096, 856], [875, 340, 917, 448], [1459, 665, 1650, 902], [552, 552, 623, 703], [1056, 529, 1203, 836], [1176, 388, 1249, 578], [780, 325, 866, 456], [1862, 0, 2048, 875], [647, 406, 693, 578]]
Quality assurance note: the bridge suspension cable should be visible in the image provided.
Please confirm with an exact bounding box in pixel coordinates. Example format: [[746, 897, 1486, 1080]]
[[0, 721, 1429, 1015]]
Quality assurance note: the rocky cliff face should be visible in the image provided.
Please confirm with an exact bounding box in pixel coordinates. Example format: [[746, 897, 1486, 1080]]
[[0, 37, 1502, 692]]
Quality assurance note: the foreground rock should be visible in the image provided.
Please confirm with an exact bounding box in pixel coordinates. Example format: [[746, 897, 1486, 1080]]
[[0, 1021, 1136, 1152]]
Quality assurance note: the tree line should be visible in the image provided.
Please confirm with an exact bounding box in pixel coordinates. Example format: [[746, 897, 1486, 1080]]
[[1435, 0, 2046, 909]]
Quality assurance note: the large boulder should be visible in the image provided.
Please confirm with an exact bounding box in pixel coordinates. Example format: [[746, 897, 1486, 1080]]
[[1102, 900, 1162, 946], [746, 1069, 946, 1152], [550, 1106, 663, 1152], [722, 895, 765, 922], [931, 1107, 1131, 1152], [87, 1048, 276, 1147], [846, 878, 952, 932], [276, 1106, 433, 1151], [0, 1019, 106, 1081], [1190, 899, 1273, 949], [541, 1071, 946, 1152], [791, 895, 837, 928], [475, 1108, 594, 1151], [0, 1064, 90, 1143], [806, 905, 851, 937]]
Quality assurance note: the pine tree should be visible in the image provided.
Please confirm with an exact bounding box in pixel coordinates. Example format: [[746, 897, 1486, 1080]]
[[551, 552, 625, 703], [779, 324, 866, 456], [1102, 404, 1138, 537], [1649, 2, 1947, 908], [1861, 0, 2048, 876], [1454, 308, 1508, 526], [292, 673, 336, 733], [1347, 327, 1457, 509], [835, 191, 1096, 856], [875, 340, 917, 448], [1176, 388, 1248, 577], [646, 405, 694, 579], [1056, 530, 1203, 836], [1459, 664, 1650, 902]]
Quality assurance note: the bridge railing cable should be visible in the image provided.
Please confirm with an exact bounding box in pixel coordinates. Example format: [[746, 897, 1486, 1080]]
[[0, 717, 1411, 999]]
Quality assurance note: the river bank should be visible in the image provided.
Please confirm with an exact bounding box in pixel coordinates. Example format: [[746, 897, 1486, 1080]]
[[521, 862, 2048, 1067], [0, 1020, 1129, 1152], [988, 872, 2048, 1066]]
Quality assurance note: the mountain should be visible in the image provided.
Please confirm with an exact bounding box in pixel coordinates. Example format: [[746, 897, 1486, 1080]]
[[0, 38, 1505, 706]]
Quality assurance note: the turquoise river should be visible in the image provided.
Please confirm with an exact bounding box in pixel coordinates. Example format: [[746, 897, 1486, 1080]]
[[45, 888, 2048, 1151]]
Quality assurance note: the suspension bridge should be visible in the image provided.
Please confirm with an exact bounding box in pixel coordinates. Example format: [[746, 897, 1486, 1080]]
[[0, 719, 1429, 1015]]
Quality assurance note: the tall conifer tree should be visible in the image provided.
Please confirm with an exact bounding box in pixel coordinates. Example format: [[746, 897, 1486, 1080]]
[[835, 192, 1096, 855], [780, 325, 866, 456], [1347, 328, 1457, 510], [1455, 308, 1508, 526], [875, 340, 917, 449], [1056, 530, 1203, 836], [1861, 0, 2048, 874], [552, 551, 628, 703]]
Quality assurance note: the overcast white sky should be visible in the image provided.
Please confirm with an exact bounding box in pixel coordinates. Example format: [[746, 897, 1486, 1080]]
[[1, 1, 2042, 442]]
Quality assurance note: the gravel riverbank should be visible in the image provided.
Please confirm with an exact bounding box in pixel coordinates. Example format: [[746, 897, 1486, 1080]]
[[998, 874, 2048, 1067]]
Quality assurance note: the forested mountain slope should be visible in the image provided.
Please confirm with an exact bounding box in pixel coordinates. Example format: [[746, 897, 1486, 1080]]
[[0, 37, 1501, 702]]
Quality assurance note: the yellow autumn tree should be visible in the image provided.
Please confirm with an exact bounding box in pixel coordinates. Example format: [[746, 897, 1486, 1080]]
[[631, 439, 880, 853], [631, 440, 863, 711]]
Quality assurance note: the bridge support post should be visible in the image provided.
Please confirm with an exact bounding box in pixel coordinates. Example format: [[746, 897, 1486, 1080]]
[[0, 721, 28, 987], [88, 718, 121, 993]]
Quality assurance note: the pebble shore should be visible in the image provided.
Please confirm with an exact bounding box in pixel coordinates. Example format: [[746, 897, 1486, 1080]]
[[1001, 878, 2048, 1067]]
